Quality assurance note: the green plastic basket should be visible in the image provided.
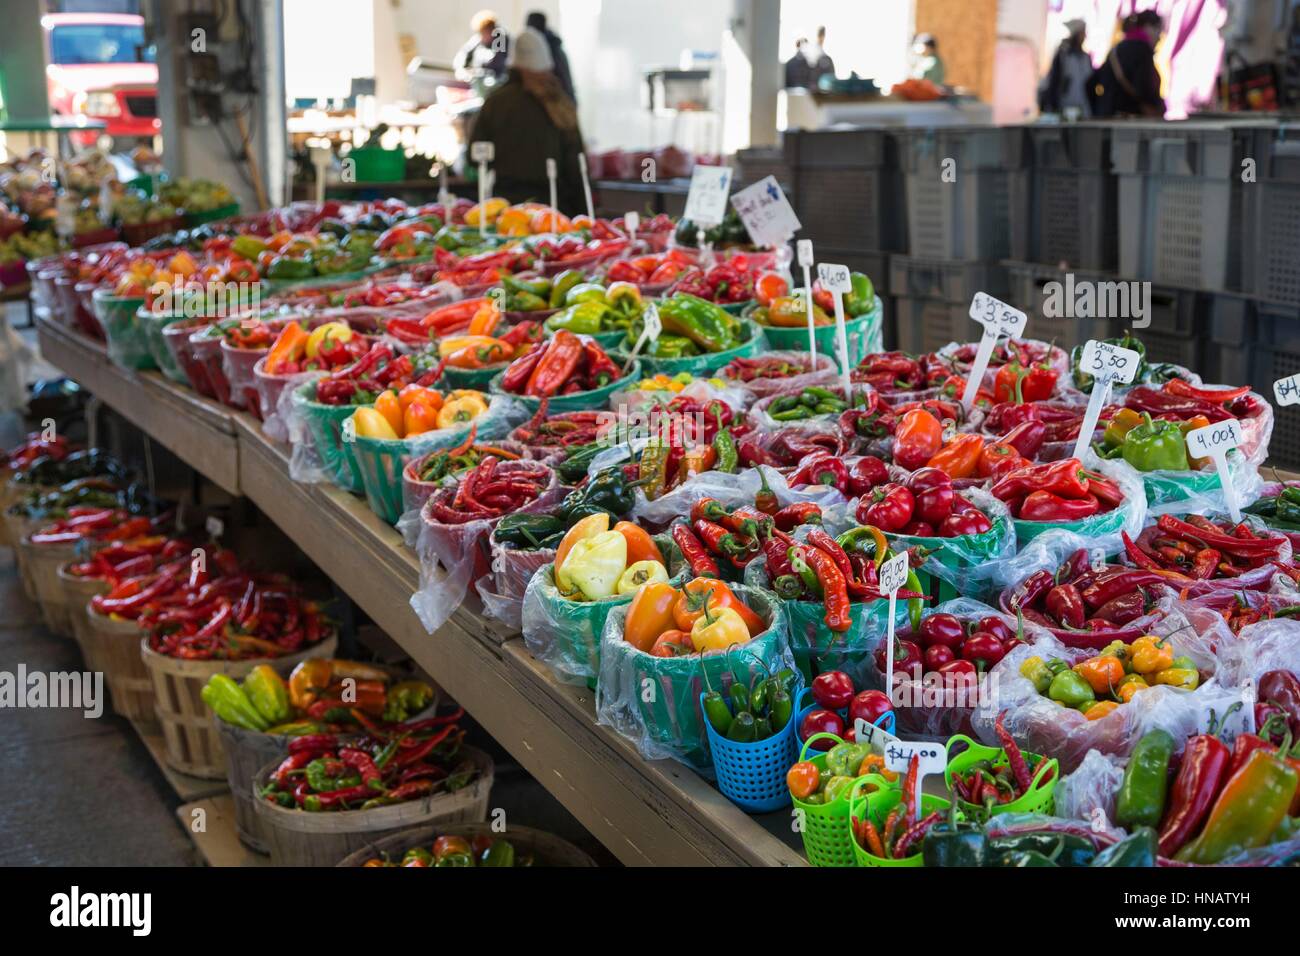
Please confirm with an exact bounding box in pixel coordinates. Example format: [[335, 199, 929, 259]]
[[791, 732, 861, 867], [184, 201, 241, 227], [488, 360, 640, 414], [850, 774, 953, 867], [943, 733, 1058, 821], [1140, 467, 1221, 509], [610, 319, 767, 378], [751, 296, 882, 367], [720, 299, 755, 317], [138, 306, 190, 384], [783, 595, 911, 690], [441, 364, 507, 390], [1014, 503, 1127, 546], [887, 510, 1011, 605], [292, 382, 365, 493], [93, 290, 153, 370], [352, 425, 479, 525]]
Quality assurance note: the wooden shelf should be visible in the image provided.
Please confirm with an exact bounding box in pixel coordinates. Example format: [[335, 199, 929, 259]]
[[177, 795, 270, 868], [36, 318, 242, 495], [131, 719, 229, 803], [39, 321, 805, 867]]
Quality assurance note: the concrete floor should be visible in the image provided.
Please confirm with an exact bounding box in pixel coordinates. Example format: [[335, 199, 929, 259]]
[[0, 308, 614, 866]]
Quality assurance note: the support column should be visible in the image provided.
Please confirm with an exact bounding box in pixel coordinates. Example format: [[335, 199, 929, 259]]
[[0, 0, 50, 122], [721, 0, 781, 154]]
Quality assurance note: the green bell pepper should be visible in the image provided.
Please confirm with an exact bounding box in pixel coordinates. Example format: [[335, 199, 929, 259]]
[[922, 800, 988, 867], [1121, 412, 1189, 472], [1091, 827, 1158, 867], [548, 269, 585, 308], [480, 840, 516, 867], [506, 290, 550, 312], [644, 334, 700, 358], [547, 301, 614, 335], [564, 282, 608, 306], [844, 272, 875, 317], [502, 274, 551, 299], [1047, 669, 1095, 708], [231, 235, 267, 261], [657, 293, 741, 353], [266, 254, 315, 280], [1115, 729, 1174, 829]]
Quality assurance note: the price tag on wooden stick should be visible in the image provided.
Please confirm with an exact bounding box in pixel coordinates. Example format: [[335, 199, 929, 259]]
[[962, 292, 1027, 411], [1186, 419, 1243, 521], [546, 158, 558, 219], [1071, 340, 1142, 460], [883, 738, 947, 821], [577, 153, 595, 220], [1274, 374, 1300, 407], [878, 550, 909, 704], [797, 240, 816, 361], [471, 141, 494, 238], [817, 262, 853, 399], [623, 301, 661, 372]]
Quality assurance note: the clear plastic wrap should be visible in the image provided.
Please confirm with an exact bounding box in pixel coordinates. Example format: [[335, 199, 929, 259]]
[[1053, 749, 1127, 829], [594, 585, 795, 770], [971, 627, 1251, 773], [520, 534, 684, 684], [258, 365, 322, 444], [282, 378, 358, 487], [407, 462, 564, 635], [475, 544, 557, 632], [1104, 452, 1265, 519], [1219, 616, 1300, 690], [606, 377, 753, 419], [221, 341, 270, 416], [972, 452, 1148, 594], [624, 460, 845, 528], [714, 350, 839, 401]]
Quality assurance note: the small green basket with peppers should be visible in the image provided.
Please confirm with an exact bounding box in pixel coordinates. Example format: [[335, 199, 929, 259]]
[[291, 381, 366, 493], [521, 529, 685, 687], [943, 733, 1058, 821], [594, 585, 793, 771], [746, 294, 883, 368], [93, 289, 153, 370], [610, 293, 767, 378], [789, 732, 867, 867], [849, 774, 954, 867]]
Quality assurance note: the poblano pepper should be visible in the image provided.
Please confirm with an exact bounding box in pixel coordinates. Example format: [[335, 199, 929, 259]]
[[1092, 826, 1158, 867], [922, 798, 988, 867], [1115, 729, 1174, 829]]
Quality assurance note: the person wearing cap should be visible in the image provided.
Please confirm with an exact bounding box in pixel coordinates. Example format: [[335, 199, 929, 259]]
[[1040, 18, 1093, 116], [455, 10, 509, 87], [910, 33, 945, 85], [466, 27, 586, 213]]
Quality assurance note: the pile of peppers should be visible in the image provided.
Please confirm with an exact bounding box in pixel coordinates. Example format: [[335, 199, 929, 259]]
[[498, 330, 623, 398], [363, 834, 530, 867], [423, 456, 554, 525], [991, 457, 1123, 522], [1121, 514, 1287, 581], [312, 342, 440, 406], [1003, 548, 1167, 635]]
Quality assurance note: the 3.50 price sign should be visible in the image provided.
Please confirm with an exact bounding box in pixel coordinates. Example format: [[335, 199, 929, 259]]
[[969, 292, 1027, 339], [1080, 340, 1140, 385]]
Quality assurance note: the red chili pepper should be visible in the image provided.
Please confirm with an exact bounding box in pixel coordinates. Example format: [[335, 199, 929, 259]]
[[671, 523, 719, 578], [991, 458, 1092, 503], [1017, 490, 1100, 522], [1158, 704, 1241, 856], [773, 501, 822, 532], [804, 545, 851, 632]]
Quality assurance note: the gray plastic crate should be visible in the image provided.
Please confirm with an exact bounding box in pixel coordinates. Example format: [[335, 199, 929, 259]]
[[1234, 298, 1300, 468], [733, 146, 792, 192], [785, 128, 906, 252], [1004, 260, 1121, 346], [1009, 124, 1118, 271], [1240, 126, 1300, 306], [812, 247, 890, 296], [1111, 122, 1272, 291], [898, 127, 1020, 260], [890, 255, 1008, 354], [1205, 290, 1260, 385]]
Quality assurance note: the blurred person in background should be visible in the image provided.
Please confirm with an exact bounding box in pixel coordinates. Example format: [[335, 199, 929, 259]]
[[467, 28, 586, 213], [910, 33, 945, 84], [1090, 10, 1165, 117], [525, 11, 576, 103], [455, 10, 509, 89], [1040, 19, 1093, 116], [809, 26, 836, 86], [784, 37, 813, 89]]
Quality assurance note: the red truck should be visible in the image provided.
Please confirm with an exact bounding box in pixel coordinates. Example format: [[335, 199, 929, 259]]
[[43, 11, 160, 148]]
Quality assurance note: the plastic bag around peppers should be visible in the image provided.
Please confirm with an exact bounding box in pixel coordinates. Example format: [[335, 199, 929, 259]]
[[1117, 512, 1292, 597], [594, 584, 795, 771], [405, 458, 563, 635], [716, 350, 839, 401], [937, 338, 1070, 397], [1122, 381, 1273, 468], [972, 625, 1249, 774]]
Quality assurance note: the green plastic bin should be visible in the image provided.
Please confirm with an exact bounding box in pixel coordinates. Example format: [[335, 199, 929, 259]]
[[887, 508, 1012, 604], [1013, 504, 1128, 547], [442, 364, 507, 390], [488, 360, 640, 414], [611, 319, 766, 378], [1140, 467, 1222, 509], [352, 425, 478, 525], [849, 774, 953, 867], [791, 732, 863, 867], [944, 734, 1058, 821], [93, 290, 153, 370], [292, 382, 365, 493], [184, 201, 240, 228], [751, 296, 883, 367], [348, 146, 406, 183]]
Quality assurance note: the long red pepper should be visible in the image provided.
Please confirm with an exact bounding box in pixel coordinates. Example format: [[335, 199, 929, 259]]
[[1158, 704, 1241, 857]]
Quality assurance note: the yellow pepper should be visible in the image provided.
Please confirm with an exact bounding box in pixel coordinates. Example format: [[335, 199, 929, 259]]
[[1099, 639, 1132, 670], [690, 603, 751, 653], [615, 560, 668, 595], [352, 406, 399, 440], [556, 530, 626, 601], [1102, 408, 1144, 449], [1019, 656, 1053, 694], [1129, 635, 1174, 674], [1152, 667, 1200, 690], [465, 197, 508, 226], [1082, 700, 1120, 721], [1116, 673, 1149, 703], [436, 393, 488, 429]]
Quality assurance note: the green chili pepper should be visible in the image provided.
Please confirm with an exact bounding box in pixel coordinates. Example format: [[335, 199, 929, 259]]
[[769, 683, 793, 732], [750, 676, 770, 715], [1115, 729, 1174, 829], [702, 670, 734, 737], [753, 716, 772, 740], [657, 293, 741, 353], [712, 407, 738, 474], [1092, 827, 1158, 867], [726, 710, 757, 742], [729, 681, 752, 716]]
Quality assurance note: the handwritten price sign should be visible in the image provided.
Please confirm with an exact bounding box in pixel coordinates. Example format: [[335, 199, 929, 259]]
[[470, 141, 495, 163], [884, 739, 947, 819], [816, 262, 852, 294], [1186, 419, 1244, 521], [879, 552, 910, 595], [1080, 340, 1141, 385], [683, 165, 733, 226], [730, 176, 801, 248], [1275, 374, 1300, 407], [962, 292, 1028, 410]]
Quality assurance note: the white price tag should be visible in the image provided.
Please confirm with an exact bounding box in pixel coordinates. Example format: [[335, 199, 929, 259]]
[[623, 302, 662, 371], [470, 141, 495, 163], [796, 239, 814, 268], [1080, 340, 1141, 385], [853, 715, 899, 752], [624, 211, 638, 237], [879, 551, 910, 595], [682, 165, 733, 226], [1070, 339, 1142, 459], [1275, 374, 1300, 407], [729, 176, 802, 248], [879, 550, 910, 705], [884, 739, 947, 819], [545, 158, 558, 220], [961, 292, 1029, 411], [577, 152, 595, 219], [1186, 419, 1244, 521], [816, 262, 852, 294]]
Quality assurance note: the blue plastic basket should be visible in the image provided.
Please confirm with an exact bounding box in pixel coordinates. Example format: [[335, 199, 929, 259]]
[[701, 689, 800, 813]]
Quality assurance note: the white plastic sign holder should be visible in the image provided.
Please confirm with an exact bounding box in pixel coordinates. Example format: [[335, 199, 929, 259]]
[[623, 301, 662, 373], [878, 550, 909, 706], [1186, 419, 1244, 522], [961, 293, 1027, 411], [577, 153, 595, 220], [470, 141, 494, 237], [817, 262, 854, 399], [1071, 340, 1141, 460], [797, 240, 816, 362], [883, 738, 947, 821]]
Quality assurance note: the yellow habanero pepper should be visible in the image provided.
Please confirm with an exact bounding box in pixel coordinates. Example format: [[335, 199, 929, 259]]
[[1152, 668, 1200, 690], [615, 560, 669, 595], [1116, 673, 1149, 703], [1129, 635, 1174, 675], [1073, 655, 1126, 696], [690, 603, 751, 653], [1083, 700, 1121, 721], [436, 394, 488, 429]]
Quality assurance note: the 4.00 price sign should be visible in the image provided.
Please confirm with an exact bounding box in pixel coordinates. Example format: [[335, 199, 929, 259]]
[[1185, 418, 1242, 459]]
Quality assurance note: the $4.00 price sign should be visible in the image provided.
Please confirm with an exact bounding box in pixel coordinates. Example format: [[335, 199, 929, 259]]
[[878, 550, 910, 710], [1071, 339, 1142, 459], [962, 293, 1028, 410], [883, 739, 947, 820], [1186, 418, 1244, 522], [816, 262, 854, 397]]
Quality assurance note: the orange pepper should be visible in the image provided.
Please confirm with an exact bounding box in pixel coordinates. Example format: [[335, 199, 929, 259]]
[[398, 384, 443, 413], [893, 407, 945, 470], [403, 401, 441, 437], [1130, 635, 1174, 674], [1084, 700, 1120, 721], [446, 341, 509, 369], [623, 581, 680, 653], [467, 301, 501, 337], [1179, 414, 1213, 468], [926, 433, 985, 479], [374, 389, 405, 437], [1072, 655, 1126, 695], [860, 752, 899, 783], [672, 577, 766, 636], [264, 321, 308, 374], [613, 521, 665, 566]]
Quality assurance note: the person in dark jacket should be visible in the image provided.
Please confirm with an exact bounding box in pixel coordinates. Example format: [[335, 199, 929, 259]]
[[784, 38, 813, 89], [1090, 11, 1165, 117], [1040, 19, 1092, 116], [466, 28, 586, 213], [524, 11, 576, 104]]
